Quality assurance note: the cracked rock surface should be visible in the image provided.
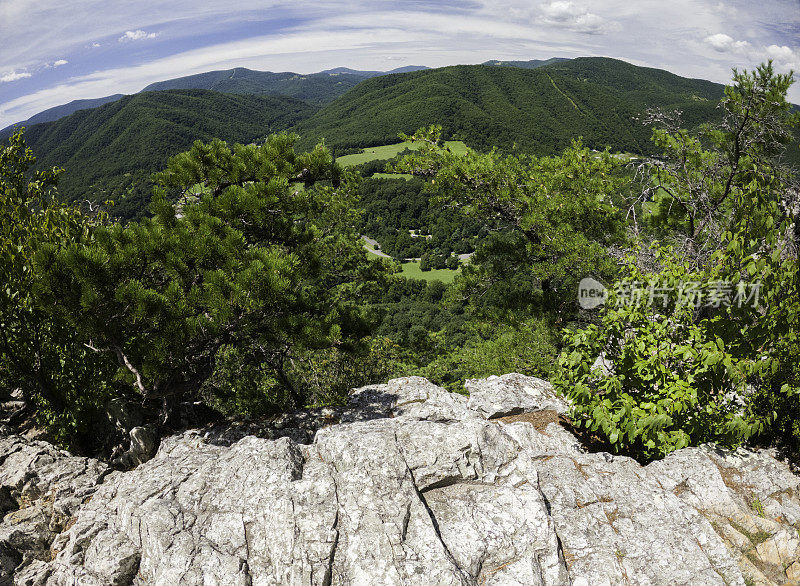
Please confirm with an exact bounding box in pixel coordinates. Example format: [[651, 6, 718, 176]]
[[4, 375, 800, 585]]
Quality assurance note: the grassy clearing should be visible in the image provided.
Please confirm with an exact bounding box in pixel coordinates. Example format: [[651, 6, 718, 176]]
[[443, 141, 470, 156], [365, 248, 458, 283], [400, 260, 459, 283], [336, 141, 419, 167], [336, 140, 468, 168]]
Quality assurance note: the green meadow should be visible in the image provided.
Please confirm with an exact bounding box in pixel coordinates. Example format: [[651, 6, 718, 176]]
[[336, 140, 468, 167], [400, 260, 459, 283]]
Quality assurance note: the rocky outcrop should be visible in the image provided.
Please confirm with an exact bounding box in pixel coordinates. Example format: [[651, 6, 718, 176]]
[[3, 375, 800, 585], [0, 435, 108, 585]]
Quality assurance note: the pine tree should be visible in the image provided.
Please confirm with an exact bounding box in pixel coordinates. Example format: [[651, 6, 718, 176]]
[[34, 133, 389, 428]]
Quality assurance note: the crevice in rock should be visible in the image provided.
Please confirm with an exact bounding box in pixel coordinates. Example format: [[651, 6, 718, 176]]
[[413, 487, 476, 586], [241, 515, 251, 569], [238, 558, 252, 586], [540, 487, 553, 516], [322, 509, 339, 586], [0, 487, 18, 518], [290, 444, 305, 482], [94, 465, 115, 487], [419, 476, 473, 493], [555, 534, 574, 575], [0, 541, 23, 580], [121, 554, 142, 586], [320, 454, 340, 586], [400, 501, 411, 542], [486, 407, 526, 419], [392, 430, 476, 586]]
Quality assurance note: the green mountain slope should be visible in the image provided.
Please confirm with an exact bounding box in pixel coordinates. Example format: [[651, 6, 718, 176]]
[[294, 57, 727, 155], [11, 57, 798, 222], [21, 89, 316, 219]]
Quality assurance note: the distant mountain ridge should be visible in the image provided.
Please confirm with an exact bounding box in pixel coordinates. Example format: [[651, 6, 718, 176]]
[[294, 57, 728, 156], [140, 68, 359, 104], [482, 57, 568, 69], [0, 95, 124, 135], [318, 65, 429, 77], [9, 56, 798, 222]]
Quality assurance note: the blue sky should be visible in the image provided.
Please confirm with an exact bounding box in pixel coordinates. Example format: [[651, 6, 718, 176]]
[[1, 0, 798, 127]]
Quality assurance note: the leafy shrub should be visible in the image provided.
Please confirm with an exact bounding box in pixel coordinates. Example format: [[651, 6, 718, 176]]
[[0, 130, 114, 447], [10, 132, 391, 442], [203, 336, 404, 416], [287, 336, 406, 408], [554, 248, 754, 460]]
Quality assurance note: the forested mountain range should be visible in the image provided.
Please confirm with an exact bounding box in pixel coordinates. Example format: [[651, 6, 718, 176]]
[[142, 65, 430, 95], [139, 69, 360, 104], [140, 67, 393, 105], [5, 56, 799, 220], [0, 94, 125, 133], [0, 65, 430, 134], [17, 90, 315, 219]]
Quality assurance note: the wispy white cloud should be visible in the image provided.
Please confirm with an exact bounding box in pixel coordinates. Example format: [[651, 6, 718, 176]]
[[705, 33, 749, 52], [119, 29, 158, 42], [703, 33, 798, 72], [538, 1, 620, 34], [52, 59, 69, 67], [765, 44, 799, 70], [0, 71, 31, 83]]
